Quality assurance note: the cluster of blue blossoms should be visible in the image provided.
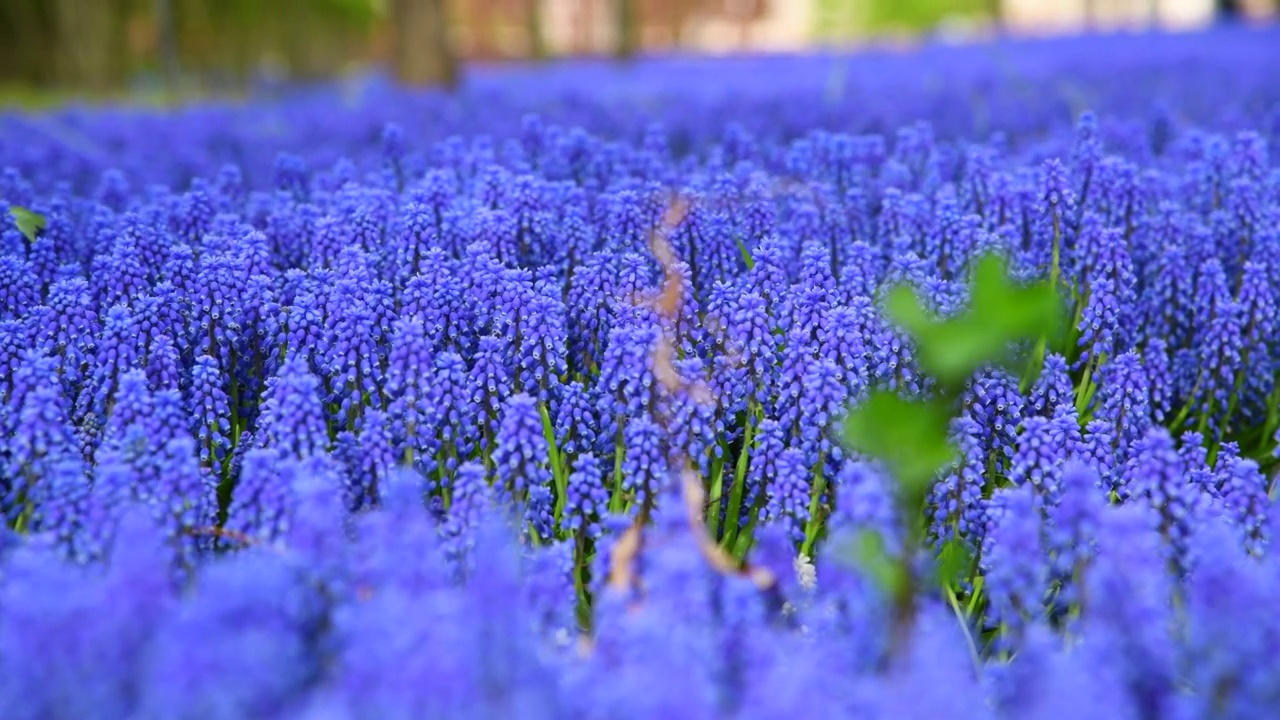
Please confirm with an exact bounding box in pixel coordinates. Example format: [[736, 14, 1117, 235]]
[[2, 27, 1280, 720]]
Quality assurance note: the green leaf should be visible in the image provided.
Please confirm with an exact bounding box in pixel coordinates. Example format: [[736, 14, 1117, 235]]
[[736, 235, 755, 271], [885, 252, 1063, 388], [539, 402, 567, 523], [971, 254, 1062, 337], [842, 390, 956, 496], [9, 206, 46, 244], [935, 538, 974, 592], [850, 529, 905, 598]]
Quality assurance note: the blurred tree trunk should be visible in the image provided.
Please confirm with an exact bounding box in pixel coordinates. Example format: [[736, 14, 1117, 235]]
[[574, 0, 596, 53], [614, 0, 639, 58], [154, 0, 180, 88], [392, 0, 458, 87], [527, 0, 548, 59], [1215, 0, 1242, 18], [654, 0, 690, 47], [51, 0, 128, 91], [0, 0, 55, 86], [669, 0, 697, 48], [467, 0, 499, 59], [290, 1, 334, 80]]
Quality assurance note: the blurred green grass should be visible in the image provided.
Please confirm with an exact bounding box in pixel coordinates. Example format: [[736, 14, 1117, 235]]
[[0, 84, 205, 111], [816, 0, 997, 39], [866, 0, 995, 30]]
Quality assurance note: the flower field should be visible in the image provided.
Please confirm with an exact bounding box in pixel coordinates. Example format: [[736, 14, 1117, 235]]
[[2, 26, 1280, 720]]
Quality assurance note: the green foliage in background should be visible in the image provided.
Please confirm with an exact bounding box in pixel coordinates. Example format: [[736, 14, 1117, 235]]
[[865, 0, 995, 31], [815, 0, 997, 40]]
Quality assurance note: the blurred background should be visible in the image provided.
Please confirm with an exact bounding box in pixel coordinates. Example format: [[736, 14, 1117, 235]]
[[1, 0, 1275, 97]]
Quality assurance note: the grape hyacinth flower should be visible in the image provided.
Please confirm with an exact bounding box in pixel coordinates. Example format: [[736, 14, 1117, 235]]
[[188, 355, 231, 468], [929, 416, 988, 549], [385, 317, 436, 462], [492, 392, 552, 515], [764, 447, 811, 545], [255, 356, 328, 467], [982, 486, 1046, 652], [1123, 428, 1203, 573], [621, 412, 666, 511], [564, 453, 608, 540]]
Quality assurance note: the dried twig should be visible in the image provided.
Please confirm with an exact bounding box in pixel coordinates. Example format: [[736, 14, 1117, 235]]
[[601, 191, 779, 599], [605, 520, 644, 593], [185, 525, 260, 547]]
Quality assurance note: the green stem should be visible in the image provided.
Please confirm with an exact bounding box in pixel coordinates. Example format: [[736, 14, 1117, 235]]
[[801, 457, 827, 557], [706, 454, 726, 539], [438, 443, 456, 509], [1220, 342, 1257, 443], [228, 360, 241, 449], [965, 575, 985, 616], [1062, 292, 1085, 364], [1258, 383, 1280, 454], [724, 402, 759, 549], [610, 434, 626, 514], [1170, 371, 1205, 431], [481, 422, 495, 474], [540, 403, 568, 527], [1195, 403, 1212, 438], [731, 492, 768, 560], [946, 584, 982, 676], [13, 501, 32, 534], [573, 532, 591, 630], [1050, 209, 1062, 289], [1074, 352, 1102, 416]]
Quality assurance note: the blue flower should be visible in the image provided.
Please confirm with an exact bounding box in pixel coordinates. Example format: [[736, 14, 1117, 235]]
[[493, 393, 552, 528], [564, 453, 608, 539]]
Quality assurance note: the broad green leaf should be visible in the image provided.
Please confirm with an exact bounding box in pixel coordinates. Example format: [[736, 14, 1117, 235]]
[[969, 254, 1061, 340], [885, 253, 1063, 388], [887, 284, 1006, 386], [842, 391, 955, 495], [850, 529, 905, 599], [9, 206, 45, 243], [935, 538, 974, 592]]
